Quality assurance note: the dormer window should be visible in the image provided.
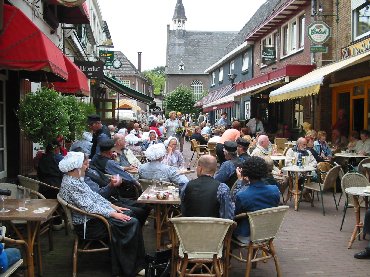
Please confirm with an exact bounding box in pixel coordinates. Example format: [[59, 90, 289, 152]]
[[218, 67, 223, 83], [179, 61, 184, 71]]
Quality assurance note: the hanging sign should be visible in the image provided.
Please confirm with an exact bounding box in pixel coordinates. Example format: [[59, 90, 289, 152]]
[[307, 21, 331, 44], [75, 60, 104, 79], [261, 46, 276, 64]]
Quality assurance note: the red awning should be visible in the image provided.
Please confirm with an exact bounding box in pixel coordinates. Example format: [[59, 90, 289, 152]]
[[52, 56, 90, 96], [57, 2, 90, 24], [46, 0, 87, 7], [0, 4, 68, 81], [203, 102, 233, 113]]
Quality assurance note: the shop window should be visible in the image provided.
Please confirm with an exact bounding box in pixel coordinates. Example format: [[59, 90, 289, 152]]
[[353, 2, 370, 40], [191, 80, 203, 101], [281, 12, 305, 58], [292, 99, 304, 129], [122, 80, 131, 87]]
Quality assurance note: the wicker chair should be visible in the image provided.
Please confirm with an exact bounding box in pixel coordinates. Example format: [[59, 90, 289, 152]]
[[207, 142, 217, 158], [274, 138, 288, 155], [229, 206, 289, 277], [57, 194, 111, 277], [169, 217, 236, 277], [301, 165, 341, 215], [190, 139, 207, 163], [0, 235, 29, 277], [357, 157, 370, 176], [339, 172, 369, 231], [17, 175, 68, 235]]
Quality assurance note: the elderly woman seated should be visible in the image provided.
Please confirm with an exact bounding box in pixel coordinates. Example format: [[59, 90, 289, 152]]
[[125, 133, 143, 156], [139, 143, 189, 187], [58, 152, 145, 276], [141, 130, 161, 151], [162, 136, 185, 168]]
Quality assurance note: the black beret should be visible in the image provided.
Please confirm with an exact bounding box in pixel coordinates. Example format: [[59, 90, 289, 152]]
[[99, 139, 115, 152], [236, 137, 250, 148], [224, 141, 237, 152], [87, 114, 101, 124]]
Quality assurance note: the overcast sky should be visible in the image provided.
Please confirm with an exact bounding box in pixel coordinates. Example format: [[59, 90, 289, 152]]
[[98, 0, 266, 71]]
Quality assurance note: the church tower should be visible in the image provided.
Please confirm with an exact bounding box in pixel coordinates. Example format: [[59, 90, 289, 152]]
[[172, 0, 187, 30]]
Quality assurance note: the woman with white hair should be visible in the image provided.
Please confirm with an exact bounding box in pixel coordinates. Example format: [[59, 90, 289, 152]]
[[139, 143, 189, 186], [141, 130, 160, 151], [58, 152, 145, 276], [164, 111, 181, 137], [162, 136, 185, 168]]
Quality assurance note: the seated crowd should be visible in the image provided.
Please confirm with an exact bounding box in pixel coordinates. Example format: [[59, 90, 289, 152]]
[[34, 111, 370, 276]]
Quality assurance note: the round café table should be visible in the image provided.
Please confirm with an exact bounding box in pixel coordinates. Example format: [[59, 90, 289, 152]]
[[345, 187, 370, 249], [281, 165, 315, 211], [334, 152, 368, 172]]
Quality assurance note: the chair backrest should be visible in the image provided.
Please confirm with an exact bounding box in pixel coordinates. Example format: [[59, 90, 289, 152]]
[[17, 175, 40, 191], [248, 206, 289, 243], [207, 142, 217, 151], [57, 194, 75, 231], [317, 162, 333, 182], [341, 172, 369, 205], [322, 165, 341, 191], [0, 183, 43, 200], [274, 138, 288, 154], [357, 157, 370, 175], [170, 217, 235, 258]]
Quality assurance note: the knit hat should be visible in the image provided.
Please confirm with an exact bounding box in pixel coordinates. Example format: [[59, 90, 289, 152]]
[[59, 152, 84, 173], [145, 143, 166, 161]]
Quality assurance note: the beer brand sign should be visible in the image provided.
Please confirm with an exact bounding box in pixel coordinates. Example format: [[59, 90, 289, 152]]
[[307, 21, 331, 44], [341, 37, 370, 59]]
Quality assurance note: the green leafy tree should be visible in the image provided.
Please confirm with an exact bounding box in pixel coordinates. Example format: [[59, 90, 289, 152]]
[[143, 66, 165, 96], [18, 87, 70, 146], [165, 85, 197, 114]]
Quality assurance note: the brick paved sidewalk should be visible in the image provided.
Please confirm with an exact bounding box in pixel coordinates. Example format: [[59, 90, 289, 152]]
[[39, 140, 370, 276]]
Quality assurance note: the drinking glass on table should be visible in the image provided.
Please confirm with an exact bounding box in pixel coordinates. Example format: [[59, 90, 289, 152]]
[[291, 157, 296, 166], [0, 195, 9, 213]]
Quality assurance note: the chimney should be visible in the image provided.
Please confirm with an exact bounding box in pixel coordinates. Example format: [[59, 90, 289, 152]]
[[137, 52, 142, 73]]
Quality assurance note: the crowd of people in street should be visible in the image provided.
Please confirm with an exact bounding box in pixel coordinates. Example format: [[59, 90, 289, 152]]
[[32, 107, 370, 276]]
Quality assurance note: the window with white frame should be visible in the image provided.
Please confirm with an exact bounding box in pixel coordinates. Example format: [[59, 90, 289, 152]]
[[122, 80, 131, 87], [281, 12, 305, 57], [229, 60, 235, 74], [191, 80, 203, 101], [261, 32, 277, 66], [353, 2, 370, 40], [218, 67, 223, 83], [242, 52, 249, 72], [211, 72, 216, 86]]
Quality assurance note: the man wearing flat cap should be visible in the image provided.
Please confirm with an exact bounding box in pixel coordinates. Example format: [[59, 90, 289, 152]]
[[91, 139, 142, 199], [88, 114, 110, 159], [214, 141, 243, 188], [236, 137, 250, 162]]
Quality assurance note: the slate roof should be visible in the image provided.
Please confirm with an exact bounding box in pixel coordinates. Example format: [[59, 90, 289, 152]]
[[108, 51, 140, 76], [166, 30, 238, 75], [224, 0, 284, 55], [172, 0, 187, 21]]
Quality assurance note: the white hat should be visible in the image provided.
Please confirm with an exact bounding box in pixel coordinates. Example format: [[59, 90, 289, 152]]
[[82, 131, 92, 142], [145, 143, 166, 161], [164, 136, 178, 147], [59, 152, 85, 173], [125, 133, 141, 145]]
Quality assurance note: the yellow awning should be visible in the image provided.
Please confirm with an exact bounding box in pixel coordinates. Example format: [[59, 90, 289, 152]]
[[269, 51, 370, 103]]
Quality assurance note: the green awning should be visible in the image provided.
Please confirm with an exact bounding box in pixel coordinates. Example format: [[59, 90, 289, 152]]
[[102, 74, 154, 104]]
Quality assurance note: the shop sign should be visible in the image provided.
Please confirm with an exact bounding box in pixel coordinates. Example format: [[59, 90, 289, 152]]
[[99, 50, 114, 66], [261, 46, 276, 64], [310, 45, 328, 53], [341, 37, 370, 59], [307, 21, 331, 44], [244, 101, 251, 120], [75, 60, 104, 79]]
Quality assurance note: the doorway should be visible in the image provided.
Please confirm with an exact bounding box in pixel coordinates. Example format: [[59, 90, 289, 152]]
[[353, 98, 364, 132]]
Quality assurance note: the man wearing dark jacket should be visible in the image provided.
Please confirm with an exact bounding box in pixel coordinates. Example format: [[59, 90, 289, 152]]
[[181, 155, 234, 219]]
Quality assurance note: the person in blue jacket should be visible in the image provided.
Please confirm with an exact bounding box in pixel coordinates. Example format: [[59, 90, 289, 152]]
[[233, 156, 280, 243]]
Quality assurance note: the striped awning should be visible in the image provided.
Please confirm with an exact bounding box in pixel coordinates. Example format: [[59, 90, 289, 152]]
[[269, 52, 370, 103], [194, 84, 233, 107]]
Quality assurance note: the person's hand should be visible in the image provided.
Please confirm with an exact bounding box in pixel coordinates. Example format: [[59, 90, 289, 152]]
[[112, 204, 130, 213], [125, 166, 138, 174], [236, 167, 243, 180], [110, 211, 131, 222]]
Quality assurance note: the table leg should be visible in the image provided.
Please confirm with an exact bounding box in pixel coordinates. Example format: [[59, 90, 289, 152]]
[[155, 205, 162, 250], [294, 173, 299, 211], [26, 221, 40, 277], [348, 196, 363, 249]]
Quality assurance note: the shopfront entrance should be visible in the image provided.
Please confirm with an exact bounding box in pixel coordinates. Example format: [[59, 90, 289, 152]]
[[332, 79, 370, 133]]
